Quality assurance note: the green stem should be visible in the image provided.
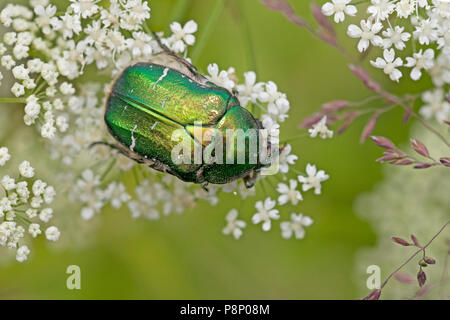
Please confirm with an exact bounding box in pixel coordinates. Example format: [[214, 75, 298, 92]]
[[280, 133, 308, 144], [0, 97, 26, 103], [190, 0, 224, 63]]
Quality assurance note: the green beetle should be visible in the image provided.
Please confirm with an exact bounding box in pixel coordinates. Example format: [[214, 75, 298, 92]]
[[100, 38, 271, 189]]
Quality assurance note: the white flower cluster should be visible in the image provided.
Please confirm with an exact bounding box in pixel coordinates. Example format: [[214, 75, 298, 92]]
[[224, 162, 328, 240], [0, 146, 59, 263], [0, 0, 154, 139], [322, 0, 450, 122], [0, 0, 330, 243]]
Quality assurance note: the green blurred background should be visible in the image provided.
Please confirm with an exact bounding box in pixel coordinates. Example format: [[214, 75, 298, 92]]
[[0, 0, 422, 299]]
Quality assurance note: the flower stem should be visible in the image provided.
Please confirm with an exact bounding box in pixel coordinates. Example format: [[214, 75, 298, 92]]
[[190, 0, 224, 63]]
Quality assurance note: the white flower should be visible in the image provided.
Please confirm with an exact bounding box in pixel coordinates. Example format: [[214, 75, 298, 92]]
[[11, 82, 25, 97], [347, 20, 383, 52], [59, 82, 75, 95], [129, 31, 153, 58], [382, 26, 410, 50], [0, 197, 12, 217], [127, 200, 159, 220], [0, 147, 11, 166], [280, 213, 313, 239], [169, 20, 197, 53], [43, 186, 56, 204], [34, 4, 56, 34], [405, 49, 435, 81], [278, 144, 298, 174], [222, 209, 246, 239], [309, 116, 333, 139], [261, 115, 280, 145], [70, 0, 99, 19], [321, 0, 357, 23], [56, 13, 82, 39], [370, 48, 403, 82], [1, 175, 16, 190], [12, 64, 29, 80], [1, 55, 16, 69], [18, 160, 35, 178], [252, 197, 279, 231], [45, 226, 60, 241], [413, 18, 440, 45], [32, 179, 47, 196], [41, 121, 56, 139], [277, 180, 303, 206], [206, 63, 235, 91], [56, 115, 69, 132], [419, 88, 450, 123], [28, 223, 41, 237], [125, 0, 150, 22], [16, 245, 30, 262], [236, 71, 264, 107], [259, 81, 290, 122], [367, 0, 395, 21], [298, 164, 329, 195], [16, 182, 30, 201]]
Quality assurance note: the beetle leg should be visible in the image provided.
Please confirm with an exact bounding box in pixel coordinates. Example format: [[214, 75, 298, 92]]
[[151, 31, 208, 83], [89, 141, 146, 164], [201, 182, 209, 192]]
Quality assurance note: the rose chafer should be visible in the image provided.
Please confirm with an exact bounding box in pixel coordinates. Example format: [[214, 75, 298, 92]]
[[101, 38, 272, 188]]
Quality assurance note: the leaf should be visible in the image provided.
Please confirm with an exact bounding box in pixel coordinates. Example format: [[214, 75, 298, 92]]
[[410, 138, 430, 158]]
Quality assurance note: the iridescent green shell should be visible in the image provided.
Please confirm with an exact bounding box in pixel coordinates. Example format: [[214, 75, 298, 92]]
[[104, 62, 263, 185]]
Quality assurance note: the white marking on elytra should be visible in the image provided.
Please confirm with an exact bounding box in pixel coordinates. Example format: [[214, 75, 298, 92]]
[[152, 68, 168, 90], [151, 122, 158, 130], [130, 124, 138, 152], [161, 98, 167, 109]]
